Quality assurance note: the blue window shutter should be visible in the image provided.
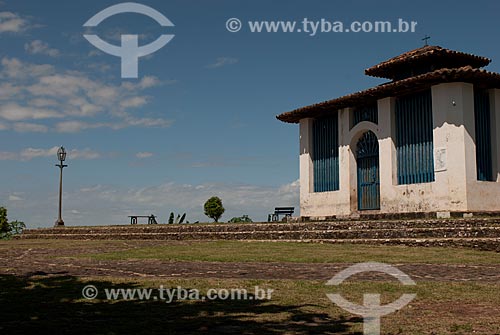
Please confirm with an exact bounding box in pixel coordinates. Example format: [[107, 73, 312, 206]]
[[313, 115, 339, 192], [396, 90, 435, 184]]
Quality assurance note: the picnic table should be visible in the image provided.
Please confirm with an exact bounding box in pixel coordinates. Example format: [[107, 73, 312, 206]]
[[128, 215, 158, 225]]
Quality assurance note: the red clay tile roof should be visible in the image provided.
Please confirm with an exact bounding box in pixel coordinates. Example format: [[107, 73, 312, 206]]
[[365, 45, 491, 79], [277, 66, 500, 123]]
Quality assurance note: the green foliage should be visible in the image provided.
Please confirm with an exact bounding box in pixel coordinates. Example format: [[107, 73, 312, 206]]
[[7, 221, 26, 235], [168, 212, 187, 224], [0, 206, 25, 239], [204, 196, 225, 223], [229, 215, 253, 223], [0, 207, 8, 234]]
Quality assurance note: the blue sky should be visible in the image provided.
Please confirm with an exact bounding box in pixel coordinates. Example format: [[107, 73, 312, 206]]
[[1, 0, 500, 226]]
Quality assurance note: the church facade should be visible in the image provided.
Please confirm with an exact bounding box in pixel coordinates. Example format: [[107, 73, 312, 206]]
[[278, 46, 500, 219]]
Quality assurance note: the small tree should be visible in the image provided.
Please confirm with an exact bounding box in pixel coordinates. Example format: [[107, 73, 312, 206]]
[[204, 196, 225, 223], [0, 207, 8, 234], [168, 212, 174, 224], [0, 206, 25, 239]]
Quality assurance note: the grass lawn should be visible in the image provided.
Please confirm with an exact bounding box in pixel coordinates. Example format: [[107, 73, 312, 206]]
[[1, 275, 499, 335], [1, 239, 499, 334], [79, 240, 500, 265]]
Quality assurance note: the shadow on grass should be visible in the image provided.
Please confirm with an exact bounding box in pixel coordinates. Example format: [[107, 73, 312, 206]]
[[0, 273, 362, 335]]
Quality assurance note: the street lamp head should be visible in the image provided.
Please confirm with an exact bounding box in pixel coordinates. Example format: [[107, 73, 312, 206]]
[[57, 146, 67, 162]]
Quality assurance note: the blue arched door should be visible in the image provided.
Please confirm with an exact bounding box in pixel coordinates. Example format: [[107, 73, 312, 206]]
[[356, 131, 380, 210]]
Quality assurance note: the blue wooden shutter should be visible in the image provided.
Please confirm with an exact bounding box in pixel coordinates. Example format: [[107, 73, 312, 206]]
[[396, 90, 435, 184], [313, 115, 339, 192], [474, 88, 493, 181]]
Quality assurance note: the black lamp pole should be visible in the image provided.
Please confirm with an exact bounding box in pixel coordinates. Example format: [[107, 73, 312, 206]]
[[55, 146, 68, 227]]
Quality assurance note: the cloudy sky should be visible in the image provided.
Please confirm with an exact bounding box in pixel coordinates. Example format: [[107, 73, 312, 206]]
[[1, 0, 499, 227]]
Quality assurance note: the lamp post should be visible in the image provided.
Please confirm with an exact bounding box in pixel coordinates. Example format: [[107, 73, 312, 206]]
[[55, 146, 68, 227]]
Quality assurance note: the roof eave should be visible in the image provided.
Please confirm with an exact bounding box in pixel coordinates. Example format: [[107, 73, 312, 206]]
[[277, 67, 500, 124]]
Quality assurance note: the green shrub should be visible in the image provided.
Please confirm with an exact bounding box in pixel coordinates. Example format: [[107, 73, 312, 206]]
[[228, 215, 253, 223], [0, 207, 25, 239], [204, 197, 224, 223]]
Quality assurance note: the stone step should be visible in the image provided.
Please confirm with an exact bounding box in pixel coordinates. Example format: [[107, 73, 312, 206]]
[[16, 226, 500, 240], [20, 218, 500, 235], [15, 233, 500, 251], [257, 238, 500, 252], [17, 218, 500, 252]]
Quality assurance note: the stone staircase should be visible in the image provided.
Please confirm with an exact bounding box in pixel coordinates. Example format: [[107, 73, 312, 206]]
[[16, 218, 500, 251]]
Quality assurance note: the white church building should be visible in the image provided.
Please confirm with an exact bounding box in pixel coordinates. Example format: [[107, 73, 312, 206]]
[[278, 45, 500, 219]]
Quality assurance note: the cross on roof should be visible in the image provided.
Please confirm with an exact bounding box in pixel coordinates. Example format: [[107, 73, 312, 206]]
[[422, 35, 431, 46]]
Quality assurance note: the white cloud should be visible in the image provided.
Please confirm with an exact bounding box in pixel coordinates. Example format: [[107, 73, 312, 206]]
[[54, 120, 103, 133], [98, 180, 299, 221], [69, 148, 100, 160], [1, 57, 54, 79], [28, 98, 59, 107], [120, 96, 147, 108], [121, 75, 164, 90], [24, 40, 60, 57], [137, 76, 162, 89], [79, 185, 102, 193], [54, 117, 171, 133], [86, 61, 111, 72], [123, 116, 172, 128], [0, 146, 100, 161], [87, 50, 102, 57], [3, 180, 299, 227], [0, 103, 61, 121], [13, 122, 48, 133], [206, 57, 238, 69], [20, 146, 59, 160], [136, 152, 153, 159], [8, 194, 23, 201], [0, 11, 31, 33], [28, 73, 103, 99], [0, 83, 22, 99], [0, 57, 173, 133], [67, 97, 102, 117]]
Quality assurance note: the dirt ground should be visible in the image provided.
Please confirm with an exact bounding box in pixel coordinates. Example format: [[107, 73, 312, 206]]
[[1, 240, 499, 282], [1, 240, 499, 334]]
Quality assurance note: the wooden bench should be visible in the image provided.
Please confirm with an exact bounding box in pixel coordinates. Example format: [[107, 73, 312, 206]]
[[268, 207, 294, 222], [128, 215, 158, 225]]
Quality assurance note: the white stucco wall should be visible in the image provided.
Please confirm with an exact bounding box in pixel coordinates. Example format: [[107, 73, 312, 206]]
[[299, 82, 500, 218], [466, 88, 500, 211], [299, 113, 351, 217]]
